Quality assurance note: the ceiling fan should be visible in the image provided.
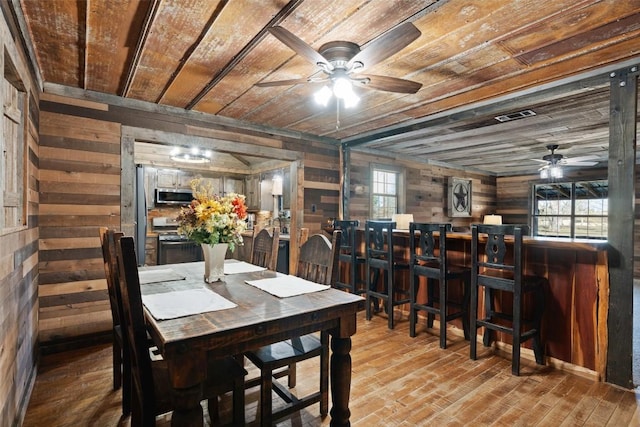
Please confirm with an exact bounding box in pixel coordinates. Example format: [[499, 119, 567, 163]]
[[256, 22, 423, 96], [533, 144, 599, 178]]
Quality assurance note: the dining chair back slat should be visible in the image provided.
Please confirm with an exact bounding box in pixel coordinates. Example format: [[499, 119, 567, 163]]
[[296, 232, 341, 285], [251, 227, 280, 271]]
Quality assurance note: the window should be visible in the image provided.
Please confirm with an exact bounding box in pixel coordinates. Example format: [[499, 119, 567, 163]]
[[1, 52, 26, 230], [371, 165, 404, 219], [532, 180, 607, 239]]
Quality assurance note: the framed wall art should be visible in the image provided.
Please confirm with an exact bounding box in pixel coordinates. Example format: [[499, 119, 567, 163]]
[[448, 177, 472, 217]]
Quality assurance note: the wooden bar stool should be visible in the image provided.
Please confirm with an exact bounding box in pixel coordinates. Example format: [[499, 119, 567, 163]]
[[365, 220, 410, 329], [470, 224, 546, 375], [409, 223, 470, 348], [333, 219, 366, 295]]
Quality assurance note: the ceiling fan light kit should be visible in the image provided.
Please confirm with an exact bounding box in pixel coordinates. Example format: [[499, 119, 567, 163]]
[[539, 164, 563, 180], [535, 144, 599, 179]]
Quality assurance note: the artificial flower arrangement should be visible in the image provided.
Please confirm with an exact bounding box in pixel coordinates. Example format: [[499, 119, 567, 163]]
[[176, 178, 248, 252]]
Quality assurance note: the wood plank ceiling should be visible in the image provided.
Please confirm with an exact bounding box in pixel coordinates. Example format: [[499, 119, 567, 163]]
[[15, 0, 640, 176]]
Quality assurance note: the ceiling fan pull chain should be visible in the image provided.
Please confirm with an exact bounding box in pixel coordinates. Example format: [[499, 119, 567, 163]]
[[336, 99, 341, 130]]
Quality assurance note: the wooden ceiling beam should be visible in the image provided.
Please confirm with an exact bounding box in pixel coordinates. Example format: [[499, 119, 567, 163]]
[[121, 0, 160, 97], [185, 0, 306, 110]]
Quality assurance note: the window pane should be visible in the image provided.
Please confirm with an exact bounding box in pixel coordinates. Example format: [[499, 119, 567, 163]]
[[535, 216, 559, 236], [575, 199, 588, 215], [588, 199, 603, 215], [559, 200, 571, 215]]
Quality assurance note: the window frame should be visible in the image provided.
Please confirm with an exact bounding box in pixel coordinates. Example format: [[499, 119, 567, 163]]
[[369, 163, 406, 219], [531, 180, 608, 240]]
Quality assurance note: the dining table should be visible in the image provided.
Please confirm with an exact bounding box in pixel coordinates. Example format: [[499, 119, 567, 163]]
[[138, 259, 364, 427]]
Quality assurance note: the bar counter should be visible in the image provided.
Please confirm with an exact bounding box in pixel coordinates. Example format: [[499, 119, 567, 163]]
[[352, 229, 609, 379]]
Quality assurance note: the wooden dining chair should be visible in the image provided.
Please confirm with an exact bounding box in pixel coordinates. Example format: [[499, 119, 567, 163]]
[[251, 227, 280, 270], [115, 235, 248, 425], [245, 230, 342, 427], [99, 227, 130, 416]]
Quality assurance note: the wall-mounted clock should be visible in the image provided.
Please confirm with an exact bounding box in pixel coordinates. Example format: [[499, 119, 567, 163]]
[[448, 177, 472, 217]]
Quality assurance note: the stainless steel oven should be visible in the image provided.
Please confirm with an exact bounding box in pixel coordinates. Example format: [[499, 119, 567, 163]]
[[157, 233, 203, 265]]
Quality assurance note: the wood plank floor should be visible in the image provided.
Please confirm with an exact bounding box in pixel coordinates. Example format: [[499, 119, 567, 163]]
[[22, 311, 640, 426]]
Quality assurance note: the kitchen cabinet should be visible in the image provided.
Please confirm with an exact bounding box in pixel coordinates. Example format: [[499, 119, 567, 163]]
[[178, 173, 196, 189], [282, 169, 291, 209], [224, 177, 244, 196], [157, 169, 195, 189], [245, 175, 260, 210], [200, 177, 222, 195], [157, 169, 178, 188]]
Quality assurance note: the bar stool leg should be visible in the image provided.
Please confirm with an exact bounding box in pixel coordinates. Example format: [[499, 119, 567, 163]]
[[512, 288, 522, 375], [386, 268, 394, 330], [426, 278, 435, 329], [470, 276, 478, 360], [483, 287, 494, 347], [461, 277, 471, 341], [439, 277, 447, 349], [409, 273, 418, 337]]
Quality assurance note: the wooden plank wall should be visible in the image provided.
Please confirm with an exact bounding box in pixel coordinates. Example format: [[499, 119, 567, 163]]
[[36, 89, 341, 348], [347, 151, 497, 226], [38, 111, 121, 344], [0, 14, 40, 427]]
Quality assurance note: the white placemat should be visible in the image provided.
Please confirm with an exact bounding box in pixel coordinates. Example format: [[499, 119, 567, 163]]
[[245, 275, 330, 298], [224, 260, 267, 275], [142, 288, 237, 320], [138, 268, 186, 285]]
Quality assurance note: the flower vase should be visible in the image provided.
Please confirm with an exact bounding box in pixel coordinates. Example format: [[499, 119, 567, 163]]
[[201, 243, 228, 283]]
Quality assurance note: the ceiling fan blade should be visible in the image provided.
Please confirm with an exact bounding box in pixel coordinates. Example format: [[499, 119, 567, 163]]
[[562, 161, 599, 167], [268, 26, 332, 70], [255, 77, 329, 87], [356, 74, 422, 93], [530, 158, 549, 163], [564, 154, 600, 162], [347, 22, 421, 71]]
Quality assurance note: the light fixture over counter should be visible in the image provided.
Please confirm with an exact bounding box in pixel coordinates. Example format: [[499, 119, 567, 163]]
[[170, 147, 212, 164]]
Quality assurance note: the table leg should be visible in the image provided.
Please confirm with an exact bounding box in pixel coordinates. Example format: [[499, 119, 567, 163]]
[[170, 385, 204, 427], [329, 335, 352, 426], [167, 350, 206, 427]]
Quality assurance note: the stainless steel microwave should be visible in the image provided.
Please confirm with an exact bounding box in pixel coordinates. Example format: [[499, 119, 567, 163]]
[[155, 188, 193, 205]]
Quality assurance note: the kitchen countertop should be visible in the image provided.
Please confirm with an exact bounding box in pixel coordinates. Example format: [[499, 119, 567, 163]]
[[242, 230, 290, 241]]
